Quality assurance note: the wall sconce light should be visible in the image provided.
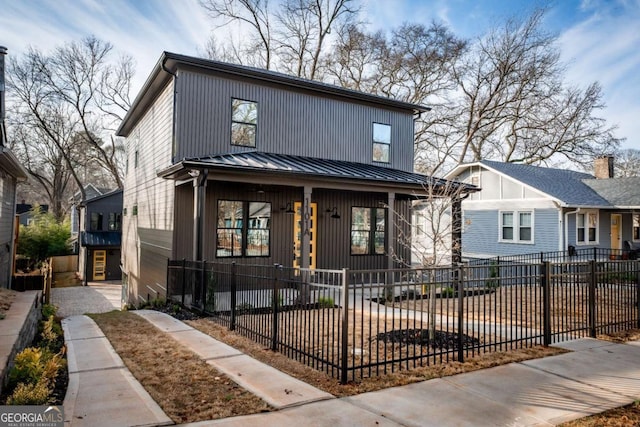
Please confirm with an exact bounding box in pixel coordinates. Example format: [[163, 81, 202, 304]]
[[327, 207, 340, 219], [281, 202, 295, 214]]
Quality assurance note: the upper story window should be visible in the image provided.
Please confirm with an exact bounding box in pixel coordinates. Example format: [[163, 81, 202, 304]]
[[90, 212, 103, 231], [577, 211, 598, 245], [108, 213, 122, 231], [231, 99, 258, 147], [634, 214, 640, 241], [351, 207, 386, 255], [216, 200, 271, 257], [499, 210, 533, 243], [372, 123, 391, 163]]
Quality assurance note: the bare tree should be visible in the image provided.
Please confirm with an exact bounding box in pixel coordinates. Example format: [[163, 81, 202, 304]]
[[200, 0, 358, 76], [614, 148, 640, 177], [7, 36, 133, 209], [391, 180, 471, 340], [446, 9, 620, 172]]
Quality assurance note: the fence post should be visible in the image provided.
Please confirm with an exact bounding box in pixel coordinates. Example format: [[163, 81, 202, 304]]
[[166, 258, 170, 302], [588, 260, 597, 338], [340, 268, 349, 384], [457, 265, 464, 362], [542, 261, 551, 346], [230, 262, 237, 331], [200, 260, 207, 310], [593, 247, 597, 261], [271, 264, 280, 352], [181, 259, 186, 305]]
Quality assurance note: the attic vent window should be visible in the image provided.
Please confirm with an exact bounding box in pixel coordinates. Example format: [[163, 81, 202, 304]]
[[231, 99, 257, 147], [372, 123, 391, 163]]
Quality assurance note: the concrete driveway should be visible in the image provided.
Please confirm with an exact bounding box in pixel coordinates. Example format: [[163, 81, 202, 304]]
[[51, 281, 122, 317]]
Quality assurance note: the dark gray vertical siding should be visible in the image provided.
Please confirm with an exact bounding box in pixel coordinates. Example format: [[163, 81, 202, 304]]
[[0, 176, 16, 287], [175, 71, 415, 171], [173, 183, 195, 260]]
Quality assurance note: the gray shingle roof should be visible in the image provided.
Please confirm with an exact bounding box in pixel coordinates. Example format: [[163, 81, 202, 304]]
[[583, 177, 640, 207], [479, 160, 611, 207]]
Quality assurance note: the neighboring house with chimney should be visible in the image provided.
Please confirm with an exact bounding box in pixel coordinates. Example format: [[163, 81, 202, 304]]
[[116, 52, 471, 304], [0, 46, 28, 288], [446, 157, 640, 259]]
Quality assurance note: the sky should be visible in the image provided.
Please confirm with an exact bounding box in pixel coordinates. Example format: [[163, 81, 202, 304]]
[[0, 0, 638, 150]]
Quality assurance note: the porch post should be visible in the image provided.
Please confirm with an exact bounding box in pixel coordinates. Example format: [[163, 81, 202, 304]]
[[387, 192, 395, 270], [301, 186, 312, 269], [192, 169, 208, 261], [451, 196, 462, 264]]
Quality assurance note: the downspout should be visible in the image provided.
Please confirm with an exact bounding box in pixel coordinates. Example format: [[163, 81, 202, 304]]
[[161, 57, 179, 162]]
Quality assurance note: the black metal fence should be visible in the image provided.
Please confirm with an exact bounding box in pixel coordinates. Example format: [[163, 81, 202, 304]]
[[466, 247, 639, 266], [166, 258, 640, 383]]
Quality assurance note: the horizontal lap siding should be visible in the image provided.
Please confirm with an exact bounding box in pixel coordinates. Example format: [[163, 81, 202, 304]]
[[123, 80, 175, 302], [463, 208, 559, 257], [175, 71, 415, 172], [0, 176, 16, 288]]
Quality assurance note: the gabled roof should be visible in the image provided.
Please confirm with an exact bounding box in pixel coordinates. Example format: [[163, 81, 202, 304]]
[[80, 188, 123, 206], [117, 52, 429, 137], [584, 177, 640, 207], [159, 151, 473, 195], [447, 160, 611, 208], [80, 231, 121, 247]]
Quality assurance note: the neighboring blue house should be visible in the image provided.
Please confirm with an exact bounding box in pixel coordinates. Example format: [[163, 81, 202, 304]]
[[446, 157, 640, 259]]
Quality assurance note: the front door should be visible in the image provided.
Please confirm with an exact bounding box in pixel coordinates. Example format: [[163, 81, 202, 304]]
[[611, 214, 622, 251], [293, 202, 317, 269], [93, 250, 106, 281]]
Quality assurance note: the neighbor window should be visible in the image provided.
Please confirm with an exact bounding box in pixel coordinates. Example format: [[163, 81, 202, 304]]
[[231, 99, 257, 147], [577, 211, 598, 244], [372, 123, 391, 163], [634, 214, 640, 241], [500, 211, 533, 243], [216, 200, 271, 257], [90, 212, 103, 231], [108, 213, 122, 231], [351, 207, 386, 255]]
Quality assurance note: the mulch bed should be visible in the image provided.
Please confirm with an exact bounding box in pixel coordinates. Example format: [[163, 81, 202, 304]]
[[376, 329, 480, 350]]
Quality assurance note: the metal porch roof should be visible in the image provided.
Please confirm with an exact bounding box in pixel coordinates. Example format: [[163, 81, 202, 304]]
[[80, 231, 122, 247], [159, 152, 470, 193]]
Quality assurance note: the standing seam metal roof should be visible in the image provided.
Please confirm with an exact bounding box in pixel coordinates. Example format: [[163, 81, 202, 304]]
[[167, 151, 460, 189]]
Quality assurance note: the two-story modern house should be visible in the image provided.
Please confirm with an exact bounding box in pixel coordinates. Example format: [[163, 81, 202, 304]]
[[77, 189, 123, 284], [117, 52, 469, 304], [447, 157, 640, 259]]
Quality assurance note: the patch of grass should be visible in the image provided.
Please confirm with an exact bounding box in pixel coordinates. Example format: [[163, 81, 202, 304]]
[[559, 400, 640, 426], [90, 311, 270, 424], [317, 296, 334, 308], [187, 318, 567, 397], [597, 328, 640, 343]]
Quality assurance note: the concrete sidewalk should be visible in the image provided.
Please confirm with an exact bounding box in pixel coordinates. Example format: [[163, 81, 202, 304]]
[[177, 337, 640, 427], [63, 309, 640, 427], [62, 315, 172, 427]]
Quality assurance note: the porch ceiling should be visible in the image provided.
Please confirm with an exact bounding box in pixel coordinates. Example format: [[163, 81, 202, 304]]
[[159, 152, 475, 196]]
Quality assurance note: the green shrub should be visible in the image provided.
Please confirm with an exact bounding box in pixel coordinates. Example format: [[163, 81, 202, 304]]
[[6, 380, 51, 405], [8, 347, 65, 392], [40, 316, 64, 353], [318, 296, 334, 308], [442, 286, 456, 298], [42, 304, 57, 319], [485, 261, 500, 290]]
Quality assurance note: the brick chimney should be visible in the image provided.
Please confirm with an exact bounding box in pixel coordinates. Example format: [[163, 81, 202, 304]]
[[594, 156, 614, 179]]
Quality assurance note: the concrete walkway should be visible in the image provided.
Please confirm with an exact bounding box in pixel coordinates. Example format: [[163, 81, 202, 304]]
[[51, 281, 122, 317], [62, 315, 172, 427], [175, 337, 640, 427]]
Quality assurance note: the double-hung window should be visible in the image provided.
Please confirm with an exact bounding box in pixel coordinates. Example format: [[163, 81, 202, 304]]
[[576, 211, 598, 244], [634, 214, 640, 241], [217, 200, 271, 257], [372, 123, 391, 163], [500, 211, 533, 243], [231, 99, 258, 147], [351, 207, 386, 255]]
